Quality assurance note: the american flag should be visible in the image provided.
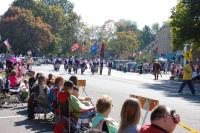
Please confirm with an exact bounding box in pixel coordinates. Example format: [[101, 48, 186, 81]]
[[71, 42, 79, 52], [81, 45, 88, 53], [4, 39, 11, 49]]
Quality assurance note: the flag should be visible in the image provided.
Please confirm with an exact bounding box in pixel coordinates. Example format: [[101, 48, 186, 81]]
[[4, 39, 11, 49], [100, 43, 105, 58], [152, 47, 158, 56], [71, 41, 79, 52], [90, 43, 99, 54], [81, 41, 87, 53], [132, 52, 136, 57], [139, 51, 143, 56]]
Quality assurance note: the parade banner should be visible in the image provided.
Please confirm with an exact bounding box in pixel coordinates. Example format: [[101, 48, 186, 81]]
[[129, 94, 159, 111], [130, 94, 159, 125]]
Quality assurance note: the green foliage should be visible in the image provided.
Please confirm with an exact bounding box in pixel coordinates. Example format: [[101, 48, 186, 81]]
[[138, 25, 155, 50], [7, 0, 81, 55], [115, 19, 138, 32], [170, 0, 200, 50], [42, 0, 74, 14], [107, 31, 138, 58], [0, 7, 54, 54], [151, 23, 160, 35]]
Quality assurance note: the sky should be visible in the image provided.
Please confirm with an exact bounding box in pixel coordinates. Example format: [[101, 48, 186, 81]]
[[0, 0, 177, 29]]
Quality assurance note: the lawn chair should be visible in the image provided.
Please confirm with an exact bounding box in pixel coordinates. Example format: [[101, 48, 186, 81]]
[[54, 91, 95, 133], [77, 80, 87, 96]]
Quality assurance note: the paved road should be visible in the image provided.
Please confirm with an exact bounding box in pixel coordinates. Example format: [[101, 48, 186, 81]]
[[0, 64, 199, 133]]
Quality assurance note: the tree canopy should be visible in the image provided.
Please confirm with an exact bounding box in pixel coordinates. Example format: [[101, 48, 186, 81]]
[[170, 0, 200, 50], [0, 7, 54, 54]]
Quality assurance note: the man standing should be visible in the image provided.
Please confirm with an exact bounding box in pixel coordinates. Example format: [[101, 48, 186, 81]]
[[99, 59, 104, 75], [153, 61, 161, 80], [178, 61, 196, 94], [108, 60, 112, 75], [140, 105, 180, 133]]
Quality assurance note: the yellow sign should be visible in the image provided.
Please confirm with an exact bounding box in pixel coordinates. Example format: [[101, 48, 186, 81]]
[[183, 51, 192, 61]]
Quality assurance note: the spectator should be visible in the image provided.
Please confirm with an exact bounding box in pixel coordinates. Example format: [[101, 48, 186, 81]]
[[8, 70, 20, 88], [118, 98, 141, 133], [140, 105, 180, 133], [28, 71, 36, 93], [28, 75, 49, 119], [48, 76, 64, 111], [178, 61, 196, 94], [63, 80, 94, 118], [69, 76, 92, 104], [92, 95, 118, 133]]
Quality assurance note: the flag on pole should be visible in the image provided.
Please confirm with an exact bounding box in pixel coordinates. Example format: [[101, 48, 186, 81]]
[[81, 41, 88, 53], [71, 41, 80, 52], [100, 43, 105, 58], [4, 39, 11, 49], [90, 42, 99, 54]]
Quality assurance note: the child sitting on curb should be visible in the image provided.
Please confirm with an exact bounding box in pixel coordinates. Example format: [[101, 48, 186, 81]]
[[92, 95, 118, 133]]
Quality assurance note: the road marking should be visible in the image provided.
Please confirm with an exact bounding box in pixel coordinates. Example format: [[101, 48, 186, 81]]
[[0, 115, 25, 119]]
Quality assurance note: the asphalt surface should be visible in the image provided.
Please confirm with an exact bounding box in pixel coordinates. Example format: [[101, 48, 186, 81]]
[[0, 64, 199, 133]]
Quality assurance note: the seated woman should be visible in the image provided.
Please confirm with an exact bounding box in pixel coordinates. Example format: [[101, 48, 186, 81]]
[[63, 80, 94, 119], [69, 76, 92, 104], [28, 75, 49, 119], [118, 98, 141, 133], [48, 76, 64, 111], [92, 95, 118, 133], [8, 70, 21, 88]]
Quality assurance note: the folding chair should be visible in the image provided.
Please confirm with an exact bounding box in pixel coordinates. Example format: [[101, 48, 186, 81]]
[[54, 91, 95, 133], [34, 105, 54, 120], [34, 99, 54, 121], [77, 80, 87, 96]]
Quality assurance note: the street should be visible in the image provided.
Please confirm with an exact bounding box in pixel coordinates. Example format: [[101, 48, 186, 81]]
[[0, 64, 199, 133]]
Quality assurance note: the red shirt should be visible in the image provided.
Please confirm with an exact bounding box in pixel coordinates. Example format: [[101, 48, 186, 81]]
[[140, 124, 168, 133], [8, 75, 19, 87]]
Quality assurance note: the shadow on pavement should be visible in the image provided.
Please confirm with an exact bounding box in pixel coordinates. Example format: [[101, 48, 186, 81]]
[[14, 107, 54, 133], [14, 119, 54, 133], [142, 80, 200, 104]]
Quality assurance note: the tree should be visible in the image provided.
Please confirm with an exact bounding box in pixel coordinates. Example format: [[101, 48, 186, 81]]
[[107, 31, 138, 58], [0, 7, 54, 54], [151, 23, 160, 35], [42, 0, 74, 14], [139, 25, 155, 49], [12, 0, 82, 55], [61, 12, 81, 54], [99, 20, 116, 42], [115, 19, 139, 33], [170, 0, 200, 50]]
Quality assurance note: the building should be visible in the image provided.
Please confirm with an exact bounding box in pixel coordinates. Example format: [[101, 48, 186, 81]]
[[147, 24, 174, 59]]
